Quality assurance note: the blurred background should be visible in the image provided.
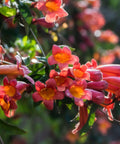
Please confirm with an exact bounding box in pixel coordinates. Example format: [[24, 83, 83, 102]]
[[1, 0, 120, 144]]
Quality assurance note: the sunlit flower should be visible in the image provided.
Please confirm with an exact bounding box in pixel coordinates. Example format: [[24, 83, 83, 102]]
[[49, 69, 73, 91], [97, 118, 111, 135], [99, 30, 119, 44], [101, 93, 114, 121], [32, 79, 64, 110], [32, 0, 68, 23], [48, 45, 79, 70], [0, 77, 27, 117], [65, 80, 91, 106], [65, 131, 79, 143], [97, 64, 120, 77], [80, 8, 105, 32], [72, 106, 88, 134], [103, 77, 120, 98], [0, 55, 34, 84], [85, 58, 97, 68], [72, 62, 90, 80], [97, 64, 120, 98]]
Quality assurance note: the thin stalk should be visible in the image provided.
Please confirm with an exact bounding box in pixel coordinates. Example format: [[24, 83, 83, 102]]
[[30, 28, 46, 57], [0, 136, 4, 144], [0, 60, 13, 65]]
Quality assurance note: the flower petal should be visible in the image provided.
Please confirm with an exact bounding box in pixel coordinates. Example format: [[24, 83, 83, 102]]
[[43, 100, 54, 110], [35, 81, 45, 92], [3, 76, 9, 86], [10, 79, 17, 87], [46, 78, 56, 88], [56, 8, 68, 17], [65, 89, 73, 98], [48, 55, 57, 65], [52, 44, 62, 55], [32, 92, 42, 102], [55, 91, 64, 100]]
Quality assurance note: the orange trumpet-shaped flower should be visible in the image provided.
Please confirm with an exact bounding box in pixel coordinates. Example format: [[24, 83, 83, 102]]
[[99, 30, 119, 44], [32, 0, 68, 23], [32, 79, 64, 110], [48, 45, 79, 70], [85, 58, 97, 68], [0, 55, 34, 84], [49, 69, 73, 91], [65, 80, 91, 106], [97, 64, 120, 77], [80, 8, 105, 32], [72, 62, 90, 80], [103, 77, 120, 97], [0, 77, 28, 117]]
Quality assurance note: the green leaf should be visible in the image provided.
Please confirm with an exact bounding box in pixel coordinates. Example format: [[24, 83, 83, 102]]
[[66, 103, 73, 110], [0, 118, 26, 135], [22, 56, 30, 66], [79, 104, 98, 136], [19, 3, 32, 25], [0, 6, 16, 17], [36, 56, 47, 63]]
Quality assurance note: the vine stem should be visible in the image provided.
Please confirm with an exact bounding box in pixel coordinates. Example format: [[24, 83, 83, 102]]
[[0, 60, 13, 65], [0, 135, 4, 144], [30, 28, 46, 57]]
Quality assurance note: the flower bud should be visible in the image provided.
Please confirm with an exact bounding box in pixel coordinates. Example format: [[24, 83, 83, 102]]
[[88, 89, 105, 104], [97, 64, 120, 77], [87, 69, 102, 81], [32, 18, 54, 28], [87, 80, 108, 91]]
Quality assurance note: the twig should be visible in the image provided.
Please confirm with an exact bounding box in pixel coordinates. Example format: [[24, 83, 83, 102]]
[[0, 136, 4, 144], [0, 60, 13, 65], [30, 28, 46, 57]]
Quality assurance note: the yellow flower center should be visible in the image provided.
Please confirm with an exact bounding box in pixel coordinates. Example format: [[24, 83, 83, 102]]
[[40, 88, 55, 100], [73, 69, 84, 78], [70, 85, 85, 98], [4, 86, 16, 97], [0, 99, 10, 112], [55, 76, 65, 86], [45, 1, 60, 12], [54, 53, 70, 63]]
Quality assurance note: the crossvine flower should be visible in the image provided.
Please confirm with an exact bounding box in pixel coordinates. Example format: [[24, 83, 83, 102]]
[[32, 79, 64, 110], [32, 0, 68, 23], [48, 45, 79, 70]]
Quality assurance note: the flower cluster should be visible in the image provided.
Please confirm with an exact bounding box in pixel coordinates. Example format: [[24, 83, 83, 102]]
[[32, 44, 120, 134], [1, 0, 120, 138], [0, 47, 34, 117]]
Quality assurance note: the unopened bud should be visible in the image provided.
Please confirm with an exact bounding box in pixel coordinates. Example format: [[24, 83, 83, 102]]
[[87, 69, 102, 81], [88, 89, 105, 104], [87, 80, 108, 91], [32, 18, 54, 28]]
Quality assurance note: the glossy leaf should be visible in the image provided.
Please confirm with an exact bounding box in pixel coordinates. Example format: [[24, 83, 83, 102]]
[[0, 6, 16, 17], [0, 119, 26, 135], [19, 3, 32, 25]]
